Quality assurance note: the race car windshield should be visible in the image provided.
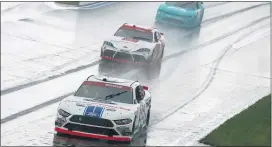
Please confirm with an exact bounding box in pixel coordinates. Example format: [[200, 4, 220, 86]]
[[74, 84, 134, 104], [114, 28, 153, 43], [165, 2, 197, 9]]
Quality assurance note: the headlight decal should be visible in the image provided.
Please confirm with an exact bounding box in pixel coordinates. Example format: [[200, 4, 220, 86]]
[[114, 118, 132, 125], [136, 48, 151, 53], [58, 109, 71, 117], [104, 41, 115, 47], [116, 126, 132, 136], [55, 116, 67, 127]]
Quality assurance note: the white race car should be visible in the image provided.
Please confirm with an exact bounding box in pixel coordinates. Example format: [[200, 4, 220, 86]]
[[99, 23, 165, 76], [54, 75, 152, 142]]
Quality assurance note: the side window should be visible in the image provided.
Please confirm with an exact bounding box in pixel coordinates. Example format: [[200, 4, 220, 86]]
[[139, 86, 145, 98], [156, 32, 161, 40], [135, 86, 145, 103], [135, 86, 141, 103], [154, 32, 158, 42]]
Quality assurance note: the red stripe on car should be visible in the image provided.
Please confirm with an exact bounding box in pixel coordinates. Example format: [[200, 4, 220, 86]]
[[121, 25, 153, 33], [83, 81, 132, 91], [55, 127, 131, 142]]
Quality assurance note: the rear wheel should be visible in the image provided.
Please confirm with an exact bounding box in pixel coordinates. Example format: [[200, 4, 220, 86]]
[[146, 109, 150, 126]]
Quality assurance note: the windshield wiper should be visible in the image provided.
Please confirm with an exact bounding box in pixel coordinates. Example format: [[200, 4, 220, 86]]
[[105, 91, 128, 100]]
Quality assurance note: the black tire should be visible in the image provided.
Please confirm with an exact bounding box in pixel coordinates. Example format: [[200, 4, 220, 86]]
[[146, 109, 150, 126], [131, 115, 137, 135]]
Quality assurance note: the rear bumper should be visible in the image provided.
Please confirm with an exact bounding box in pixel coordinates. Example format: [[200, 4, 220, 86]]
[[55, 127, 132, 142]]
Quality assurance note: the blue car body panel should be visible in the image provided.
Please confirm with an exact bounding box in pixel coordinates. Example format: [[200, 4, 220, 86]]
[[155, 2, 205, 28]]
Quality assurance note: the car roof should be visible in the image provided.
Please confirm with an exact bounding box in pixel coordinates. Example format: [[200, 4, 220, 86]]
[[85, 75, 140, 88], [120, 23, 157, 33]]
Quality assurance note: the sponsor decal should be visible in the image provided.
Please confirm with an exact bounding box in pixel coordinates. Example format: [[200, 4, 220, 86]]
[[105, 83, 123, 89], [121, 25, 152, 33], [106, 108, 116, 111], [90, 102, 131, 111], [82, 81, 132, 91], [76, 103, 86, 107], [83, 106, 105, 118], [65, 100, 131, 111]]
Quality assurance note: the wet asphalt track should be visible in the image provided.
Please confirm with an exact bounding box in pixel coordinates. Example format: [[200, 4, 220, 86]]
[[1, 2, 271, 146]]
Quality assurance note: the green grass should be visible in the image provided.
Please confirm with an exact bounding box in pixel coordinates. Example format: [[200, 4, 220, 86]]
[[200, 94, 271, 146]]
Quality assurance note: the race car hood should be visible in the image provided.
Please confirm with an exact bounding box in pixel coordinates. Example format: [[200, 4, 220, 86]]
[[158, 3, 196, 16], [59, 96, 137, 120], [105, 36, 155, 52]]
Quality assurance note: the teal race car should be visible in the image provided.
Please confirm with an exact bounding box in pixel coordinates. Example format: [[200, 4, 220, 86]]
[[155, 1, 204, 28]]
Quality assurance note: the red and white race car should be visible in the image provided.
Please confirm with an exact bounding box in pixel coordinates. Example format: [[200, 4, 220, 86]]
[[99, 23, 166, 77], [55, 75, 151, 142]]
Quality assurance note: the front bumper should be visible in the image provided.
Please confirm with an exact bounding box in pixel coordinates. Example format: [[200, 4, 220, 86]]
[[55, 127, 131, 142], [101, 49, 150, 65], [55, 114, 134, 142]]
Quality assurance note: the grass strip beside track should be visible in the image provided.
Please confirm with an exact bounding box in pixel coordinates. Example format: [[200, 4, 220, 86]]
[[200, 94, 271, 146]]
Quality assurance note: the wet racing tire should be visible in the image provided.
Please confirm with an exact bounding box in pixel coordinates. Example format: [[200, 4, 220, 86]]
[[146, 109, 150, 126]]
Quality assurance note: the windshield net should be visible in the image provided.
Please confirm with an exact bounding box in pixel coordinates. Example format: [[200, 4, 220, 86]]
[[165, 2, 197, 9], [75, 81, 134, 104], [114, 28, 153, 43]]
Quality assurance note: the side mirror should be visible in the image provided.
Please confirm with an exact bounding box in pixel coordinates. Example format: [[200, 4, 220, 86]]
[[160, 32, 164, 35]]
